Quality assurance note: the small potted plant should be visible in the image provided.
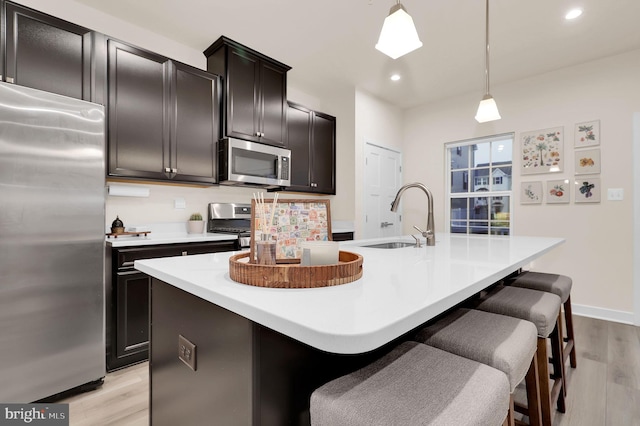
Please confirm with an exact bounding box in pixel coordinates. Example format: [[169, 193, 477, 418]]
[[187, 213, 205, 234]]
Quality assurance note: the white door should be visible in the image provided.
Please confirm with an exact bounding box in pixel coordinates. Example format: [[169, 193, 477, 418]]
[[363, 143, 402, 239]]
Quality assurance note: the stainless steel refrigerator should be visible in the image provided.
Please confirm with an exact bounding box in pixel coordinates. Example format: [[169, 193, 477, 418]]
[[0, 82, 106, 402]]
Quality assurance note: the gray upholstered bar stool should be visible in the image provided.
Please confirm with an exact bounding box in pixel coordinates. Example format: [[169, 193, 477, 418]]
[[414, 309, 542, 426], [474, 285, 565, 426], [310, 341, 510, 426], [506, 271, 576, 369]]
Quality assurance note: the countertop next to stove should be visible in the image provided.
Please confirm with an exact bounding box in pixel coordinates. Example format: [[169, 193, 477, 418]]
[[105, 222, 237, 248], [106, 232, 237, 248], [106, 221, 355, 247]]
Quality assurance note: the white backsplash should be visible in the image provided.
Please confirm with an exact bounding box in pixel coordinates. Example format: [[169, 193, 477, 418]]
[[105, 181, 349, 231]]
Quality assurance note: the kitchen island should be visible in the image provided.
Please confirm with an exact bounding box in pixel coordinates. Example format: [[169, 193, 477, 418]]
[[136, 233, 563, 425]]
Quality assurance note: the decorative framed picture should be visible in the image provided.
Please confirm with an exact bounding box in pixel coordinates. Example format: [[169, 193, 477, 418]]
[[574, 178, 601, 203], [575, 120, 600, 147], [521, 181, 543, 204], [574, 148, 601, 175], [251, 199, 332, 261], [520, 127, 563, 175], [546, 179, 570, 204]]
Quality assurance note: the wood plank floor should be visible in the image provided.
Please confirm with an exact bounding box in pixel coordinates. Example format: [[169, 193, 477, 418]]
[[59, 315, 640, 425]]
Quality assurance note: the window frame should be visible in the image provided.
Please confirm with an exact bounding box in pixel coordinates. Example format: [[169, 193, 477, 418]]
[[445, 133, 514, 236]]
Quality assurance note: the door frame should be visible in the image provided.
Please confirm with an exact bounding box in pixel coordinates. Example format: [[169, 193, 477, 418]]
[[363, 141, 403, 239]]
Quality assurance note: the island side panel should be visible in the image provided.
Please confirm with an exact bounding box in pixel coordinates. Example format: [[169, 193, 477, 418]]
[[150, 278, 254, 426], [254, 323, 388, 426], [150, 278, 397, 426]]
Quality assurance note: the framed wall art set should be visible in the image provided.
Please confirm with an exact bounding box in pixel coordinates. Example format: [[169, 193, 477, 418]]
[[520, 120, 601, 204]]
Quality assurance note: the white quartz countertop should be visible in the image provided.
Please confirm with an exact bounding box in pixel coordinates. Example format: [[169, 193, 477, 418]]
[[106, 232, 237, 247], [135, 233, 564, 354]]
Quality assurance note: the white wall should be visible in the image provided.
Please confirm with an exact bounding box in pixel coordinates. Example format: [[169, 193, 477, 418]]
[[404, 49, 640, 322], [354, 90, 404, 237]]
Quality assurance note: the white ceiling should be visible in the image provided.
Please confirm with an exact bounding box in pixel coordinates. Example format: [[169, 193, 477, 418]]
[[74, 0, 640, 109]]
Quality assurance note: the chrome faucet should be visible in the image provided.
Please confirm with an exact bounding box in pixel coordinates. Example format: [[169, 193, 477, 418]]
[[390, 182, 436, 246]]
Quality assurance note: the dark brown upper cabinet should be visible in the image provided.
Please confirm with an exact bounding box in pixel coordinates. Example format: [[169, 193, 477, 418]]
[[2, 1, 93, 100], [106, 39, 220, 184], [286, 102, 336, 194], [170, 62, 221, 184], [107, 40, 170, 181], [205, 36, 291, 147]]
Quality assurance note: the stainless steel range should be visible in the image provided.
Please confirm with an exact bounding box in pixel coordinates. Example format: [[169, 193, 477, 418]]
[[208, 203, 252, 248]]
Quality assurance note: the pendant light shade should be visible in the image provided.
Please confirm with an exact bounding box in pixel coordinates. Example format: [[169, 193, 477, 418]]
[[475, 94, 501, 123], [375, 1, 423, 60], [475, 0, 501, 123]]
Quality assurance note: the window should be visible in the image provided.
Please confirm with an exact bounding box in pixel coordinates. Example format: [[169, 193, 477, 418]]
[[447, 134, 513, 235], [475, 177, 489, 186]]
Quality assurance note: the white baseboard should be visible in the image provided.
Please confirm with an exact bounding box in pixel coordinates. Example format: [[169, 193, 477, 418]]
[[572, 303, 636, 325]]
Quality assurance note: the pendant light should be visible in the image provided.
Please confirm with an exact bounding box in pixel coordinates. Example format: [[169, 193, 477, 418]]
[[375, 1, 423, 60], [475, 0, 501, 123]]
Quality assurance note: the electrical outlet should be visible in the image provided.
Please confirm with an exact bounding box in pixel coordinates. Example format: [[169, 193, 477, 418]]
[[174, 197, 186, 209], [178, 334, 197, 371]]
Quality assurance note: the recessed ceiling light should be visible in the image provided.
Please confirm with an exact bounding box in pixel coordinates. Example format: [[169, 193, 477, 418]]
[[565, 8, 583, 20], [390, 74, 401, 81]]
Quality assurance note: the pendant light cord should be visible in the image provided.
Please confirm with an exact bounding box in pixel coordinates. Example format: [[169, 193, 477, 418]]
[[484, 0, 490, 96]]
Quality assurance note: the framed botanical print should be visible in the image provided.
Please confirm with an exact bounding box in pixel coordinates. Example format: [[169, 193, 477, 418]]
[[521, 127, 563, 175], [574, 178, 601, 203], [521, 181, 543, 204], [546, 179, 570, 204], [575, 120, 600, 148], [574, 148, 601, 175]]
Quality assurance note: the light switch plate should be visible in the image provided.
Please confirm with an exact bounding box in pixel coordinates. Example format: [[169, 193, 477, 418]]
[[178, 334, 197, 371], [607, 188, 624, 201]]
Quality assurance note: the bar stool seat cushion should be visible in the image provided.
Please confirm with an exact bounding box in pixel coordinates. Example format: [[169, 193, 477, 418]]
[[310, 341, 510, 426], [507, 271, 572, 303], [475, 285, 561, 338], [414, 308, 537, 392]]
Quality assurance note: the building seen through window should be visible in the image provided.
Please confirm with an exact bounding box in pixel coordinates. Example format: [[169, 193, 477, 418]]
[[447, 134, 513, 235]]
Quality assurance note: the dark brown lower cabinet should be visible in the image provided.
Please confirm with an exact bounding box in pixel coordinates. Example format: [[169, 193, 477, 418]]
[[332, 232, 354, 241], [114, 270, 150, 367], [106, 240, 238, 371]]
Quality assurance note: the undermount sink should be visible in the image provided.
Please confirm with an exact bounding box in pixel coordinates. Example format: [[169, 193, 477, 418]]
[[361, 241, 416, 249]]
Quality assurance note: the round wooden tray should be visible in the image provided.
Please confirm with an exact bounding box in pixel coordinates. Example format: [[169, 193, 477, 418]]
[[229, 251, 363, 288]]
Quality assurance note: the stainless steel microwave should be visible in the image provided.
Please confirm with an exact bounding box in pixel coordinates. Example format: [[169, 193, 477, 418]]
[[218, 137, 291, 188]]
